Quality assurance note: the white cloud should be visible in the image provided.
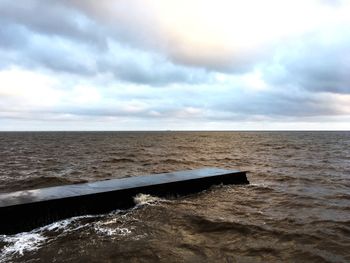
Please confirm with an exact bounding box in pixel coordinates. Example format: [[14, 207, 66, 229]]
[[0, 67, 63, 109]]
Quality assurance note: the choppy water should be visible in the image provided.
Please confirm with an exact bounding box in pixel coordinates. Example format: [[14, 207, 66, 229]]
[[0, 131, 349, 262]]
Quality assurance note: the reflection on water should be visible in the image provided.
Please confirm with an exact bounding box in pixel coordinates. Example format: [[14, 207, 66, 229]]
[[0, 131, 349, 262]]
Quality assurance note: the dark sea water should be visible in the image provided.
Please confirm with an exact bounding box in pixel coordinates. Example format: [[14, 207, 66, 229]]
[[0, 131, 349, 263]]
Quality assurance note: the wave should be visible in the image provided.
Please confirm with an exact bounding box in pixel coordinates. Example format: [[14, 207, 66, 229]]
[[0, 212, 119, 262], [186, 214, 326, 242], [0, 176, 87, 193], [159, 158, 198, 165], [102, 157, 136, 163], [0, 232, 46, 262], [133, 193, 163, 206]]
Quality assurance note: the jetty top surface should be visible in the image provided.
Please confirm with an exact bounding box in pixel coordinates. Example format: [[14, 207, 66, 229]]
[[0, 168, 245, 208]]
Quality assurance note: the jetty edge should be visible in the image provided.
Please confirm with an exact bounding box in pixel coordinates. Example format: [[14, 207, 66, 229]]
[[0, 167, 248, 235]]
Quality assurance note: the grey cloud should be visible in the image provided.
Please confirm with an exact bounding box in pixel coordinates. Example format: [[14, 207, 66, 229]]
[[0, 24, 98, 75], [263, 32, 350, 94], [0, 1, 213, 85], [36, 0, 264, 73], [0, 21, 28, 49], [99, 47, 211, 85], [202, 84, 348, 120], [2, 0, 350, 79], [0, 1, 104, 75], [168, 46, 264, 74], [0, 0, 107, 49], [27, 49, 96, 76], [112, 62, 209, 86]]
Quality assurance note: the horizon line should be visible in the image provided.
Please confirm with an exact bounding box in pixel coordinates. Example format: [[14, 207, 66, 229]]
[[0, 130, 349, 132]]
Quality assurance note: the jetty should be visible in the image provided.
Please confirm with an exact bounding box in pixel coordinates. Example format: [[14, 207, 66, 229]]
[[0, 168, 248, 234]]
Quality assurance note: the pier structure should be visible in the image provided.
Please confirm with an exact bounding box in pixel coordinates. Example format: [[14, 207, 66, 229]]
[[0, 168, 248, 234]]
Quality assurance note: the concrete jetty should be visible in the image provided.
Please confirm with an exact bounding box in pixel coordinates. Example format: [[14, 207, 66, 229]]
[[0, 168, 248, 234]]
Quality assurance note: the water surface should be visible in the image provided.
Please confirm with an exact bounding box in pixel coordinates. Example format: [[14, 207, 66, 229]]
[[0, 131, 349, 262]]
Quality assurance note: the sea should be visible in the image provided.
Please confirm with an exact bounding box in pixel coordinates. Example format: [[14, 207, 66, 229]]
[[0, 131, 349, 262]]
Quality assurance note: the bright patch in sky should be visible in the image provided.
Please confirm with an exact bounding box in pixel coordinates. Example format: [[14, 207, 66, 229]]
[[0, 0, 349, 130]]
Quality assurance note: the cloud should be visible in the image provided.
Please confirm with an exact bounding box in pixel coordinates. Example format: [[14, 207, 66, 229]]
[[0, 0, 350, 130], [2, 0, 350, 77], [63, 0, 350, 72], [0, 3, 211, 85], [262, 29, 350, 94], [0, 0, 107, 48]]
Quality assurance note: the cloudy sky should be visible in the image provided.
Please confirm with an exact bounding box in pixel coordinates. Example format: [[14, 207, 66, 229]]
[[0, 0, 349, 130]]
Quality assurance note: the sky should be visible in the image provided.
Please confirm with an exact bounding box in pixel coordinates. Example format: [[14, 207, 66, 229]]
[[0, 0, 350, 130]]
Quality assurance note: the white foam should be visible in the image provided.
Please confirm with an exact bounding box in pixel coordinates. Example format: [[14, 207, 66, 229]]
[[0, 214, 100, 262], [44, 218, 75, 232], [93, 215, 132, 237], [94, 225, 131, 237], [133, 193, 162, 206], [0, 200, 151, 261], [39, 214, 97, 233], [0, 232, 46, 262]]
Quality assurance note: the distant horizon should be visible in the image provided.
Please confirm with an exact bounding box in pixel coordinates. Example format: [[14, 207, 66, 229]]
[[1, 129, 349, 132]]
